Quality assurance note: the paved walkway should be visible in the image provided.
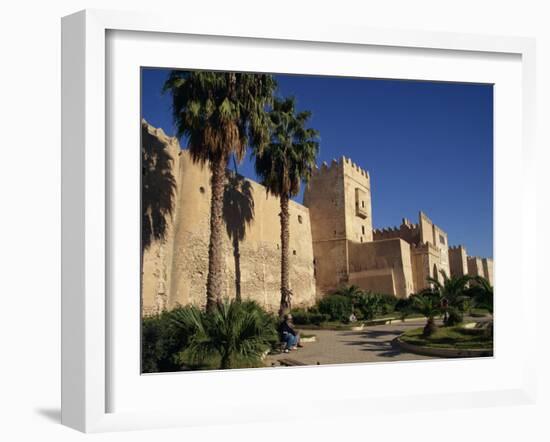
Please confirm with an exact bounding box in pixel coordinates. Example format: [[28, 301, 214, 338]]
[[266, 319, 434, 367]]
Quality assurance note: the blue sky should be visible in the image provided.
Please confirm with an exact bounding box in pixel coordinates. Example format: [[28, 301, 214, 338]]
[[141, 68, 493, 258]]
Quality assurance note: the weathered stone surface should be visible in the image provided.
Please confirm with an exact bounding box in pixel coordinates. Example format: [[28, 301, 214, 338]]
[[141, 121, 316, 314]]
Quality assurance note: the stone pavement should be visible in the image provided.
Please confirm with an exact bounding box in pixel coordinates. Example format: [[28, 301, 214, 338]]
[[266, 319, 434, 367]]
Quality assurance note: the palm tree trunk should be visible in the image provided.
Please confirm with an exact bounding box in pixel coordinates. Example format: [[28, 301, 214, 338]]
[[220, 351, 231, 370], [423, 316, 437, 337], [206, 156, 226, 312], [279, 193, 291, 318]]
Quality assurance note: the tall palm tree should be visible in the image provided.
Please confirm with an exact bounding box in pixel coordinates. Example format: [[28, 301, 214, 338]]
[[163, 72, 275, 311], [253, 97, 319, 317], [171, 299, 277, 369]]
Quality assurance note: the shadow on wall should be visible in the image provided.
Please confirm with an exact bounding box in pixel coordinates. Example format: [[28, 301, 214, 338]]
[[141, 122, 177, 253], [223, 173, 255, 301]]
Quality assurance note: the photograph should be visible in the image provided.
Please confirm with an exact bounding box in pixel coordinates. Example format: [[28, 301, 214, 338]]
[[140, 68, 494, 373]]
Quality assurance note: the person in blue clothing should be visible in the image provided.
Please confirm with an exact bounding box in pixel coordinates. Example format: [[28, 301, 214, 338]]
[[279, 314, 302, 353]]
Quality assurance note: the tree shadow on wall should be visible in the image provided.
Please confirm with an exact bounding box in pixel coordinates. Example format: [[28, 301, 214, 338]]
[[223, 173, 255, 302], [141, 122, 177, 253]]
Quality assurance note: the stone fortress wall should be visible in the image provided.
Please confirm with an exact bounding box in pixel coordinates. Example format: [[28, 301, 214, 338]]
[[141, 121, 316, 315], [142, 121, 493, 315]]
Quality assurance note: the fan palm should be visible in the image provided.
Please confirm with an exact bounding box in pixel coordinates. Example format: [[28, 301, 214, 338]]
[[423, 270, 474, 325], [470, 276, 493, 314], [171, 299, 277, 369], [425, 270, 473, 310], [333, 285, 364, 299], [331, 285, 363, 311], [411, 293, 441, 337], [253, 97, 319, 317], [163, 71, 275, 311]]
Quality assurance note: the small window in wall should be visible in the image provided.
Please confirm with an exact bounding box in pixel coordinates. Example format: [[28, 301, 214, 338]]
[[360, 237, 363, 243], [298, 215, 303, 224], [439, 234, 445, 245], [199, 186, 205, 194], [361, 226, 365, 235], [361, 201, 365, 208], [293, 250, 297, 256]]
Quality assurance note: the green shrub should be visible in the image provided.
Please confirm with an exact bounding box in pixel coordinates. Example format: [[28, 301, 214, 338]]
[[376, 293, 398, 315], [291, 308, 311, 325], [172, 299, 277, 369], [395, 298, 412, 312], [352, 292, 396, 320], [141, 308, 191, 373], [310, 312, 331, 325], [394, 297, 414, 321], [318, 294, 353, 321], [291, 308, 330, 326]]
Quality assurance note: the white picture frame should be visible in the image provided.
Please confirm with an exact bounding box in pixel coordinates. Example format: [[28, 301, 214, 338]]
[[61, 9, 537, 433]]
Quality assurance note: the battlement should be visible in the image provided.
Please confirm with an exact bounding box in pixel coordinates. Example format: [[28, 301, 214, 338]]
[[419, 210, 433, 224], [449, 245, 466, 251], [373, 224, 417, 235], [373, 218, 420, 245], [312, 156, 370, 181], [341, 156, 370, 179], [142, 118, 179, 146], [411, 241, 438, 253]]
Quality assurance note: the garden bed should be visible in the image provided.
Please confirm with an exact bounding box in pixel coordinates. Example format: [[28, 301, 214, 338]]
[[396, 325, 493, 358]]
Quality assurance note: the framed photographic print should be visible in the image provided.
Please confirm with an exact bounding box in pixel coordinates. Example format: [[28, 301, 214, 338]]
[[61, 9, 537, 433]]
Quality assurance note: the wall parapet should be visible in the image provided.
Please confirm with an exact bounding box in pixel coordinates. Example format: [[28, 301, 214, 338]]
[[312, 156, 370, 181]]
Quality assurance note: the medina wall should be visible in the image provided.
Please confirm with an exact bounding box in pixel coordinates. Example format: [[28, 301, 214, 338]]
[[448, 245, 469, 277], [373, 219, 421, 245], [482, 258, 494, 285], [141, 121, 316, 315], [467, 256, 484, 278], [347, 238, 414, 298], [411, 242, 444, 291]]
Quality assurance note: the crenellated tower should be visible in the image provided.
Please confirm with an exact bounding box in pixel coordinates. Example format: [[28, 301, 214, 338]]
[[303, 156, 372, 294]]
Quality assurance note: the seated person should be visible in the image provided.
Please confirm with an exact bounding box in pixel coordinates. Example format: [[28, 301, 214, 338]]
[[278, 314, 301, 352]]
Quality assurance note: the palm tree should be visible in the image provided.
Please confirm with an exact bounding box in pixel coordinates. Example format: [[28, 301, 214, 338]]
[[163, 72, 275, 311], [171, 299, 277, 369], [253, 97, 319, 317], [467, 276, 494, 337], [424, 270, 474, 324], [411, 294, 441, 337], [333, 285, 363, 299], [332, 285, 366, 317], [425, 270, 473, 307], [469, 275, 493, 314], [423, 270, 474, 325]]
